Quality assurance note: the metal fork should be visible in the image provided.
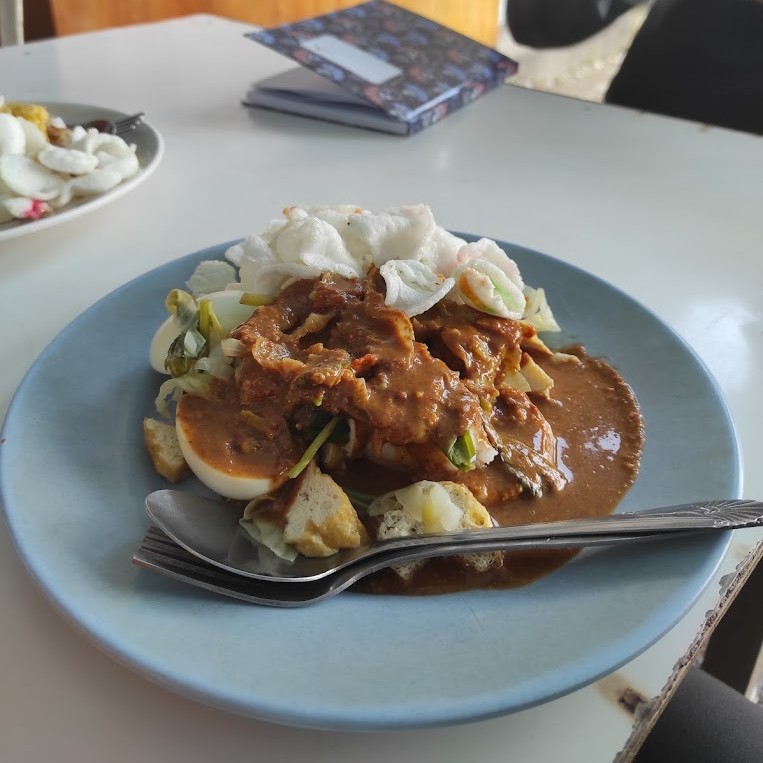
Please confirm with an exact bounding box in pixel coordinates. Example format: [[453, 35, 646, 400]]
[[79, 112, 145, 135], [132, 525, 670, 608], [133, 526, 360, 607]]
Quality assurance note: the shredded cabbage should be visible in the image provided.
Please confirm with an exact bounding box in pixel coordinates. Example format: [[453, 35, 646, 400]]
[[154, 370, 216, 418], [453, 259, 525, 319], [523, 286, 561, 332], [239, 514, 298, 562], [379, 259, 454, 317]]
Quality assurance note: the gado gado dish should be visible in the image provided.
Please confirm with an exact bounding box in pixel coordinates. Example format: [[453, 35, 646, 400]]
[[144, 204, 644, 594], [0, 98, 139, 224]]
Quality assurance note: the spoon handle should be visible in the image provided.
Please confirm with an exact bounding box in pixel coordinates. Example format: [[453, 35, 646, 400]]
[[372, 499, 763, 555], [144, 491, 762, 586], [295, 500, 763, 586]]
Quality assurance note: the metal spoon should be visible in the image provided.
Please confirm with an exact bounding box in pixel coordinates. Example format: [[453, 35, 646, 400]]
[[132, 524, 658, 607], [144, 490, 763, 584]]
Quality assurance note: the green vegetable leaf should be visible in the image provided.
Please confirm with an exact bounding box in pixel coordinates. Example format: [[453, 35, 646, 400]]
[[198, 298, 223, 342], [342, 487, 378, 511], [165, 333, 200, 377], [445, 429, 477, 471], [154, 370, 216, 418], [287, 416, 339, 479], [302, 408, 349, 444], [165, 289, 198, 331]]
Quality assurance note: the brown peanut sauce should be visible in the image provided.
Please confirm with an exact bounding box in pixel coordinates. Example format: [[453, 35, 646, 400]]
[[174, 348, 642, 594], [347, 349, 644, 595], [175, 389, 300, 485], [173, 268, 643, 596]]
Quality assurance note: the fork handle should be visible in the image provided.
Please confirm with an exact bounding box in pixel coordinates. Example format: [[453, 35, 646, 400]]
[[370, 499, 763, 556]]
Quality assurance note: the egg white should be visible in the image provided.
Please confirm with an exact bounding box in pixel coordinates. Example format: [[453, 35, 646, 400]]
[[175, 397, 278, 501]]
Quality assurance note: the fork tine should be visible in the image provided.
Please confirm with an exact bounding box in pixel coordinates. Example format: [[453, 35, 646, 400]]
[[116, 112, 145, 127], [114, 112, 145, 135], [132, 527, 333, 607], [135, 527, 268, 590]]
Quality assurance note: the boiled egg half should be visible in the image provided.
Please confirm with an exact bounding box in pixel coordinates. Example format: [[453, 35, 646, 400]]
[[174, 391, 290, 501]]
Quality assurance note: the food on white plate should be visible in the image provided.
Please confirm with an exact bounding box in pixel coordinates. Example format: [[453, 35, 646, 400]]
[[0, 98, 140, 224], [144, 204, 644, 595]]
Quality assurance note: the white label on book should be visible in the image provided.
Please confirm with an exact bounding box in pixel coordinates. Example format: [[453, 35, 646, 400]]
[[300, 35, 402, 85]]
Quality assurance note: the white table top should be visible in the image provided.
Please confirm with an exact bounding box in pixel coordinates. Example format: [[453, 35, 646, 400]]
[[1, 15, 761, 762]]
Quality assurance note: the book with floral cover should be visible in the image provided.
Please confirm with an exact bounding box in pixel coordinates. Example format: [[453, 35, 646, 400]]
[[244, 0, 518, 135]]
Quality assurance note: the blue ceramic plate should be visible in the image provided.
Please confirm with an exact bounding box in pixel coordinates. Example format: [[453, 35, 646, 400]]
[[0, 237, 741, 730]]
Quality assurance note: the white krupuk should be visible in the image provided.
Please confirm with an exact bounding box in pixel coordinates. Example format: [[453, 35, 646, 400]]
[[223, 204, 550, 322], [38, 145, 99, 175], [0, 155, 64, 200], [0, 114, 25, 155]]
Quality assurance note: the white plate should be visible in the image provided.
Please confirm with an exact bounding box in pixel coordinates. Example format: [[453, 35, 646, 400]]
[[0, 101, 163, 241], [0, 238, 741, 730]]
